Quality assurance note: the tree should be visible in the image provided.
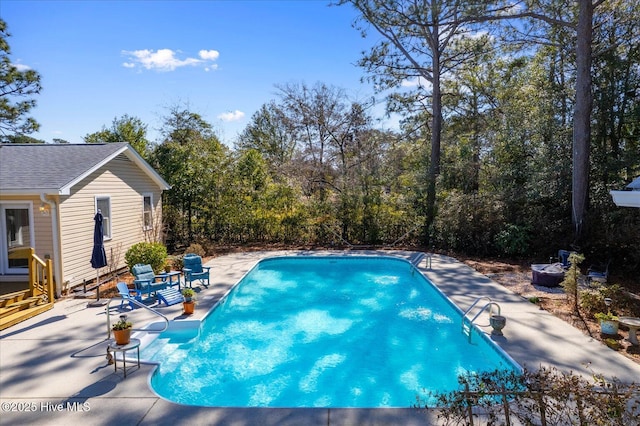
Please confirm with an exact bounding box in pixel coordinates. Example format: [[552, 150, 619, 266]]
[[0, 19, 41, 137], [340, 0, 511, 244], [236, 102, 297, 172], [493, 0, 605, 242], [83, 114, 151, 158], [2, 133, 44, 143], [151, 105, 228, 246]]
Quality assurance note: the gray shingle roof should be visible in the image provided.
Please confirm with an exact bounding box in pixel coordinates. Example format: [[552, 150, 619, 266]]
[[0, 143, 169, 194]]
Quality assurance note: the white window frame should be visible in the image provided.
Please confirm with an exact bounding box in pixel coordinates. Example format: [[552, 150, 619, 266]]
[[0, 201, 35, 275], [142, 193, 153, 231], [95, 196, 112, 240]]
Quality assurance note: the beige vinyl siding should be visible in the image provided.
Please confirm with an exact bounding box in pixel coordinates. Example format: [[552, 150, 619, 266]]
[[59, 154, 164, 288], [31, 196, 55, 261]]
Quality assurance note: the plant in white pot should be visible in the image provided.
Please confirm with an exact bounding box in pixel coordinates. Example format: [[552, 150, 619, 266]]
[[595, 311, 619, 335], [595, 298, 619, 335]]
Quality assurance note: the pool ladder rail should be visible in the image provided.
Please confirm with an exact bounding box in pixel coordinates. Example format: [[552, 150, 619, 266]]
[[461, 297, 502, 342], [104, 298, 169, 364]]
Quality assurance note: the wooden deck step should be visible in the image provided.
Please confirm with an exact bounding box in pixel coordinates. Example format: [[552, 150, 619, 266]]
[[0, 302, 54, 331], [0, 296, 46, 321], [0, 306, 20, 317], [0, 290, 30, 307], [6, 297, 42, 310]]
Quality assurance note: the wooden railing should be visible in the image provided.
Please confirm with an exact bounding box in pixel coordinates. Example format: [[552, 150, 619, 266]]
[[28, 248, 55, 304]]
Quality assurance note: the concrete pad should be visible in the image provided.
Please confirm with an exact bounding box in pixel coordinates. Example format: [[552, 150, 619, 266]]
[[2, 250, 639, 426]]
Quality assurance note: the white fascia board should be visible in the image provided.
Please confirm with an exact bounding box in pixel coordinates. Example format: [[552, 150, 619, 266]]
[[610, 190, 640, 208]]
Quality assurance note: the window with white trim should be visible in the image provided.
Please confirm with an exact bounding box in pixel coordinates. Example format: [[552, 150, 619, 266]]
[[96, 197, 111, 239], [143, 194, 153, 231]]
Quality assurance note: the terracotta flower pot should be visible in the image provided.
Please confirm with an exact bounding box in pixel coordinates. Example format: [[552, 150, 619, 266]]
[[113, 328, 131, 345], [183, 301, 195, 315]]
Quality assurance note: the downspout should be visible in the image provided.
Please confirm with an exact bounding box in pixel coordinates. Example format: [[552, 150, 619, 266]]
[[40, 193, 62, 297]]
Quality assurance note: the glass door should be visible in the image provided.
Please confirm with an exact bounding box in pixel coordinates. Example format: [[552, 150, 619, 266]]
[[0, 204, 33, 274]]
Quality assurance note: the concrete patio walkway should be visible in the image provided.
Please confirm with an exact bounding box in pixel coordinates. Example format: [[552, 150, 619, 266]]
[[1, 250, 639, 425]]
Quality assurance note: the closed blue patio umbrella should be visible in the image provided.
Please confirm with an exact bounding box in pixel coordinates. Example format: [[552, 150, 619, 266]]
[[90, 210, 108, 299]]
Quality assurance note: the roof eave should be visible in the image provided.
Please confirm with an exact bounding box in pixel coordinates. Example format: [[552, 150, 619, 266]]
[[0, 188, 67, 196], [610, 190, 640, 208]]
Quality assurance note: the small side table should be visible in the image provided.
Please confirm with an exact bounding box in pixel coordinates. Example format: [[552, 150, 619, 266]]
[[160, 271, 182, 290], [619, 317, 640, 345], [107, 338, 141, 378]]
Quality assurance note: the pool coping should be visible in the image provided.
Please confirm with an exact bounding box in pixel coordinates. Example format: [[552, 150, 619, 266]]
[[2, 250, 639, 425]]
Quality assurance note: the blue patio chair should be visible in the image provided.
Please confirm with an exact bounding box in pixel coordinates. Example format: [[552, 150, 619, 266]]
[[587, 260, 610, 285], [116, 282, 141, 310], [558, 250, 572, 268], [182, 254, 211, 288], [132, 264, 169, 298]]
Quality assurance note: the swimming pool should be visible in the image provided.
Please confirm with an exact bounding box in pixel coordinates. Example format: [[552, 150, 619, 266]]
[[142, 255, 520, 408]]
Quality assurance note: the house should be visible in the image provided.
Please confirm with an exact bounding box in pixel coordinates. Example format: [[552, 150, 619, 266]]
[[610, 176, 640, 208], [0, 143, 170, 299]]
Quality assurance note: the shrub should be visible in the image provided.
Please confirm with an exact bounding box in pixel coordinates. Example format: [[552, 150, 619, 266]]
[[125, 242, 167, 273], [494, 223, 531, 256], [423, 366, 639, 425], [172, 254, 184, 271], [601, 284, 639, 315], [184, 243, 206, 257], [560, 252, 584, 313], [580, 290, 605, 317]]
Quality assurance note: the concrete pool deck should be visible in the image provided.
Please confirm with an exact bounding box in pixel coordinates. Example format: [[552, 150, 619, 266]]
[[1, 250, 639, 425]]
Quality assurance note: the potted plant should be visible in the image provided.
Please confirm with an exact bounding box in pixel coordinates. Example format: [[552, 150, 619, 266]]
[[163, 257, 173, 273], [112, 314, 133, 345], [595, 311, 619, 335], [182, 287, 196, 315]]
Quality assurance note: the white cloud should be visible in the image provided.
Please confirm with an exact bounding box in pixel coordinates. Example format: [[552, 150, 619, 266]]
[[121, 48, 219, 72], [217, 110, 245, 122], [199, 49, 220, 60]]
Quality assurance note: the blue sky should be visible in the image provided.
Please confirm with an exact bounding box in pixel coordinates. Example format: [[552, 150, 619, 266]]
[[1, 0, 392, 145]]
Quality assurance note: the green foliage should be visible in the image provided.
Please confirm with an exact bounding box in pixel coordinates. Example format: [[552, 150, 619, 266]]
[[561, 252, 585, 313], [0, 19, 42, 136], [181, 287, 196, 301], [124, 242, 167, 273], [603, 338, 621, 350], [600, 284, 640, 316], [112, 315, 132, 330], [433, 190, 504, 255], [580, 291, 606, 317], [594, 311, 619, 322], [580, 284, 640, 318], [2, 134, 45, 143], [494, 224, 531, 256], [171, 254, 184, 271], [83, 114, 151, 159], [422, 367, 640, 425], [140, 0, 640, 266], [184, 243, 205, 257]]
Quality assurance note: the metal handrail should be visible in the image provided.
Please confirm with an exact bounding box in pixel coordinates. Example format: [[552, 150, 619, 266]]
[[469, 302, 501, 325], [105, 297, 169, 339], [462, 297, 501, 342], [461, 296, 493, 332]]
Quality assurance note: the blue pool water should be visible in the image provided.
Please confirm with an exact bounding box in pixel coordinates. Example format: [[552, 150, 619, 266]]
[[143, 256, 520, 408]]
